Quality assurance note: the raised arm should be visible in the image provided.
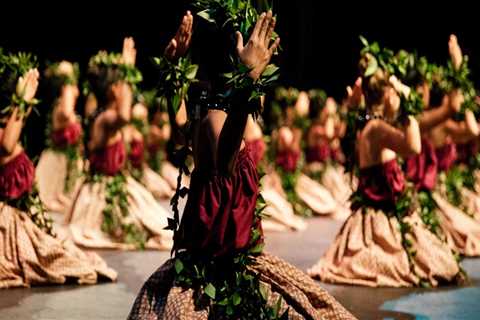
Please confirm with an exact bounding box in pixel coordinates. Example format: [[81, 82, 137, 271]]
[[216, 11, 280, 174], [1, 69, 39, 156], [368, 116, 421, 158], [418, 90, 461, 132], [54, 84, 79, 128], [443, 110, 479, 143]]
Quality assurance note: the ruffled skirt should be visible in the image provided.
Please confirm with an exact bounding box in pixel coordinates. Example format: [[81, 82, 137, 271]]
[[0, 202, 117, 288], [432, 192, 480, 256], [161, 161, 190, 190], [141, 167, 174, 200], [308, 208, 460, 287], [296, 174, 348, 219], [127, 253, 356, 320], [67, 175, 173, 250], [35, 149, 83, 213]]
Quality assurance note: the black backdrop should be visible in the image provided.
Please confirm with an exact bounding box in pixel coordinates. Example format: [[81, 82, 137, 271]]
[[0, 0, 478, 156]]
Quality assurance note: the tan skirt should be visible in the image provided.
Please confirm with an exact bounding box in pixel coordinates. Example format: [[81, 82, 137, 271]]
[[161, 161, 191, 190], [321, 165, 353, 206], [296, 174, 346, 218], [35, 149, 83, 213], [0, 202, 117, 288], [67, 175, 173, 250], [141, 167, 174, 200], [261, 174, 307, 232], [127, 253, 356, 320], [308, 208, 460, 287], [432, 192, 480, 256], [461, 187, 480, 221]]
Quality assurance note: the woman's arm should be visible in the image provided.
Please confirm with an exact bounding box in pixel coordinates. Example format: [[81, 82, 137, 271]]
[[1, 69, 39, 155], [55, 85, 79, 128], [216, 11, 280, 174], [443, 111, 480, 143], [418, 90, 461, 132], [368, 116, 421, 158], [0, 108, 23, 156]]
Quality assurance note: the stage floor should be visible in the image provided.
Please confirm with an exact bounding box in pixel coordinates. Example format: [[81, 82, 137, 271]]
[[1, 216, 480, 319]]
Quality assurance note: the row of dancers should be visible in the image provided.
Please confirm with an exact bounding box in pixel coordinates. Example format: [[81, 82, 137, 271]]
[[2, 1, 480, 319]]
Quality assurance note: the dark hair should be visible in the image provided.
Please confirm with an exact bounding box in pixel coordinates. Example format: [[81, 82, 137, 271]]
[[189, 15, 237, 95], [86, 65, 123, 107], [429, 80, 446, 108]]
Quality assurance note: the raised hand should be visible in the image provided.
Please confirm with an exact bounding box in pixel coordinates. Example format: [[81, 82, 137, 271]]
[[449, 34, 463, 71], [235, 10, 281, 81], [294, 91, 309, 117], [164, 11, 193, 60], [449, 89, 464, 113], [389, 75, 411, 98], [385, 87, 400, 113], [122, 37, 137, 66], [346, 77, 362, 108], [16, 68, 39, 103], [111, 81, 133, 113]]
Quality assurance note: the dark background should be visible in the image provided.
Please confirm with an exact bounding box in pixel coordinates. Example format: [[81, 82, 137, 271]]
[[0, 0, 478, 156]]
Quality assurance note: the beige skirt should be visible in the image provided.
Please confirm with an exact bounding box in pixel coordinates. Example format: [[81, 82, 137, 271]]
[[321, 165, 353, 206], [127, 253, 356, 320], [0, 202, 117, 288], [432, 192, 480, 256], [308, 208, 460, 287], [161, 161, 191, 190], [35, 149, 83, 213], [66, 175, 173, 250], [296, 174, 347, 218], [261, 185, 307, 232], [141, 166, 174, 200]]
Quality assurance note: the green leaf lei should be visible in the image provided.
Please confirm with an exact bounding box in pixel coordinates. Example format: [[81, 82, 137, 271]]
[[359, 37, 424, 122], [276, 156, 312, 217], [87, 51, 143, 93], [152, 55, 198, 114], [44, 63, 83, 193], [3, 184, 55, 237], [88, 173, 147, 249]]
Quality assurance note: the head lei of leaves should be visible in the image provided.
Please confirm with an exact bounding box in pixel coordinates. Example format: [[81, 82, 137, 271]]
[[359, 36, 424, 122], [269, 86, 299, 128], [86, 51, 142, 107], [308, 88, 327, 120], [43, 61, 80, 107], [193, 0, 280, 118], [0, 49, 39, 117]]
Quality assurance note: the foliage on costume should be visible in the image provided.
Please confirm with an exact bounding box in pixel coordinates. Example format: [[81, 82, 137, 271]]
[[44, 106, 83, 193], [416, 190, 441, 237], [87, 173, 147, 249], [223, 62, 280, 119], [3, 185, 55, 237], [153, 55, 198, 114], [442, 166, 476, 217], [0, 49, 39, 116], [173, 191, 288, 319], [276, 158, 312, 217]]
